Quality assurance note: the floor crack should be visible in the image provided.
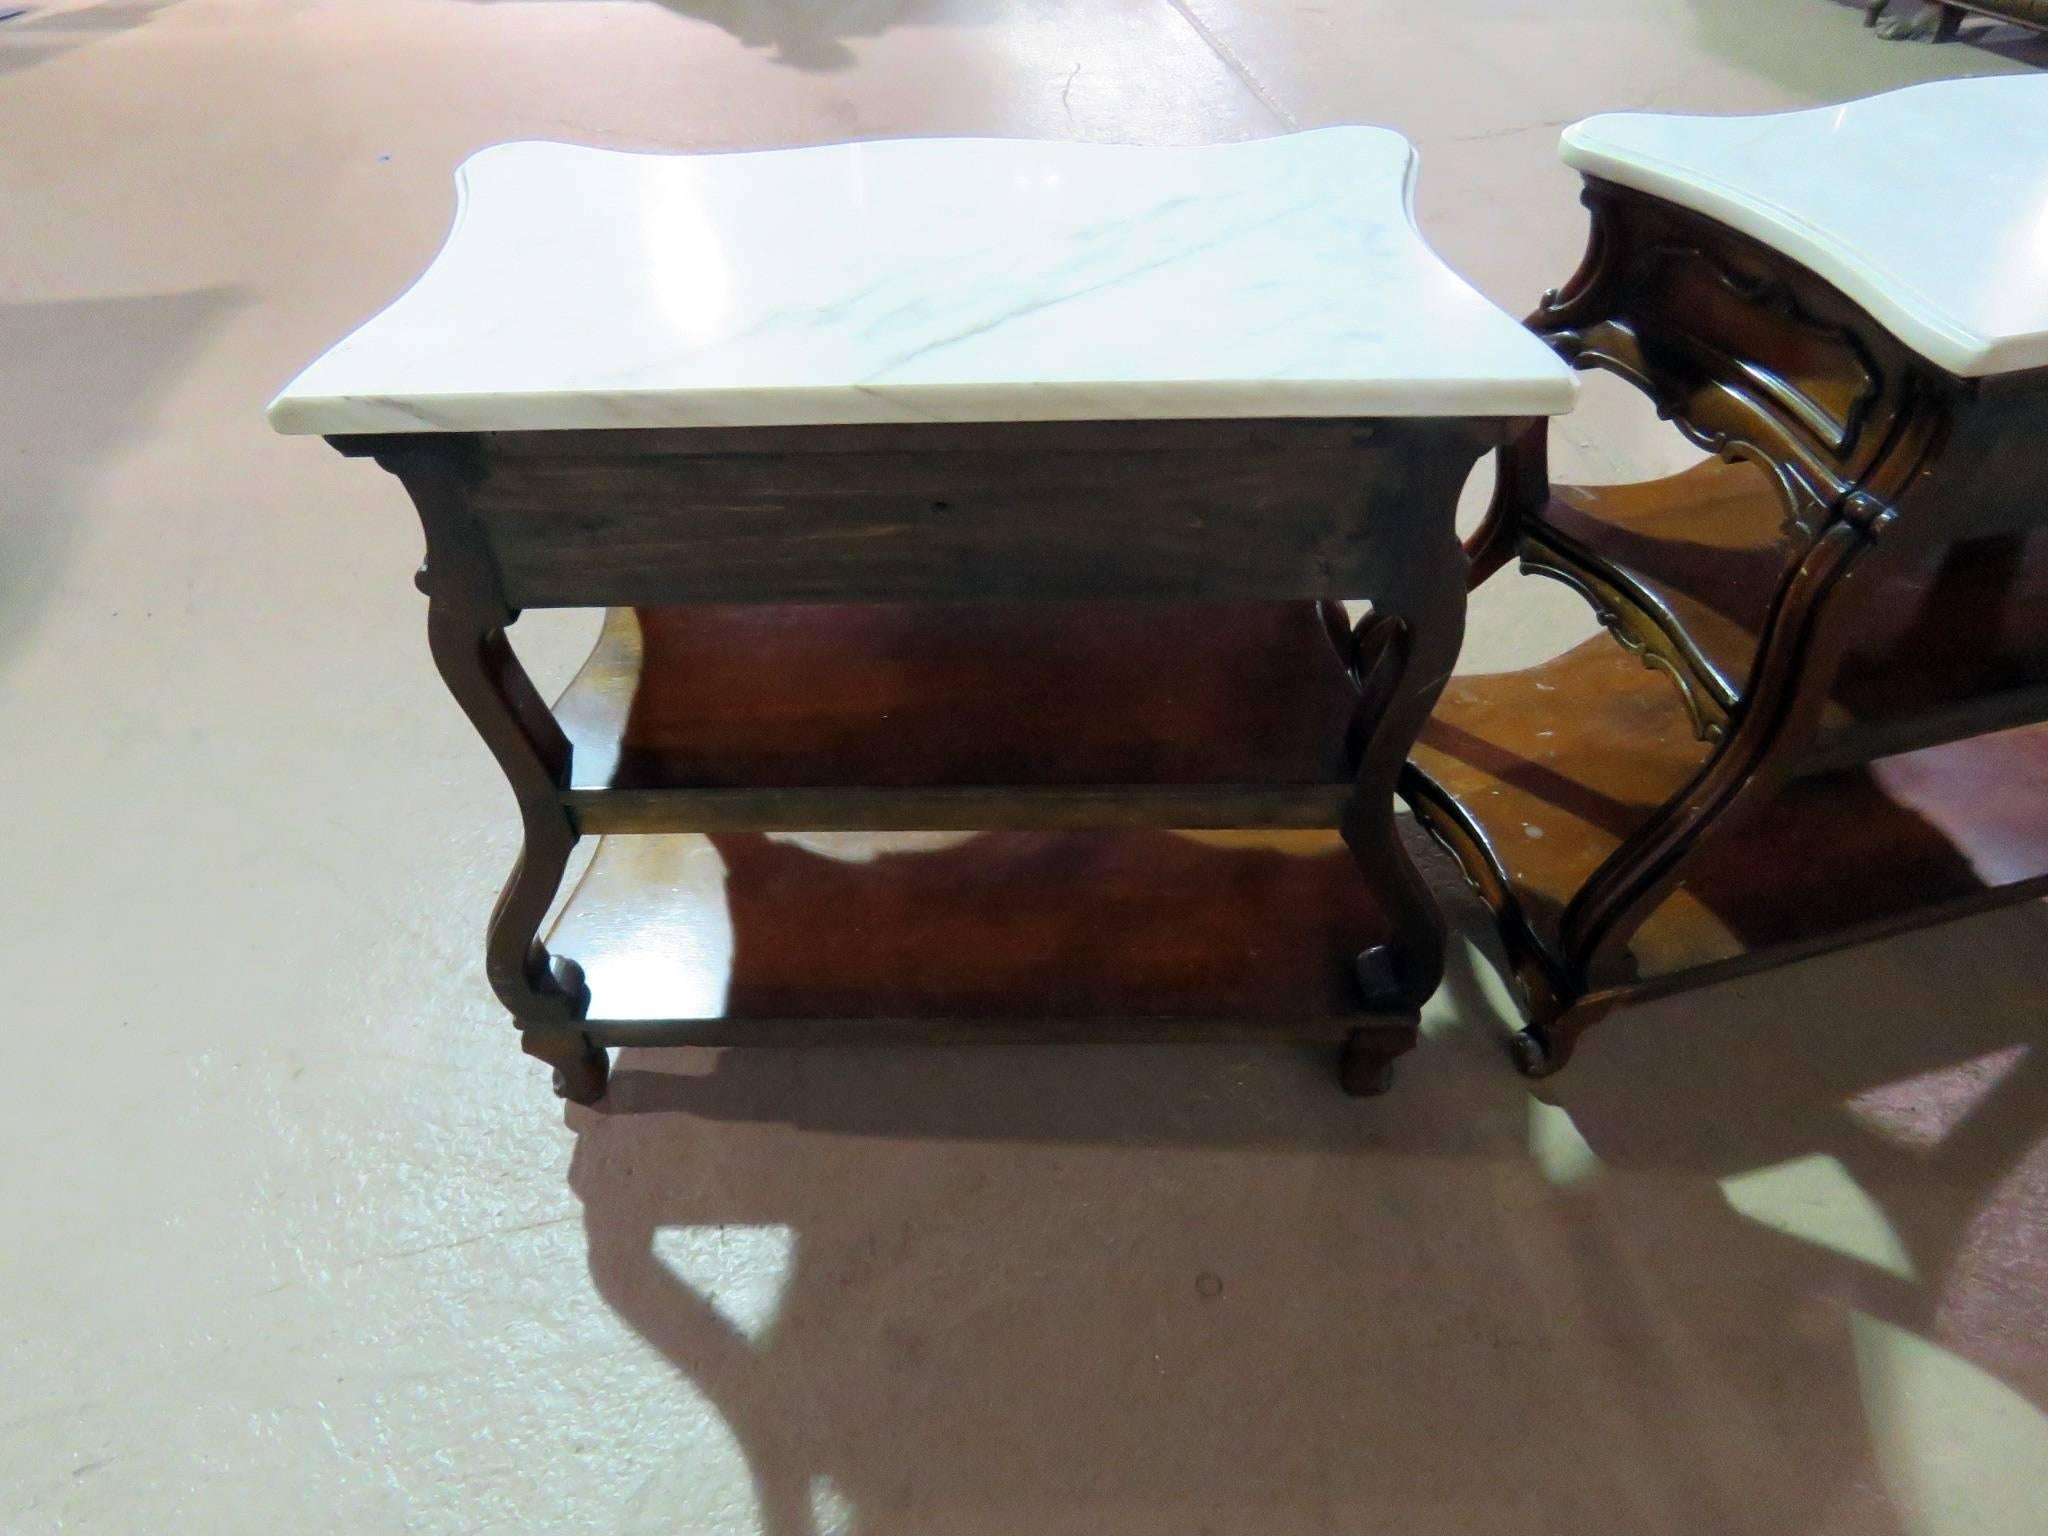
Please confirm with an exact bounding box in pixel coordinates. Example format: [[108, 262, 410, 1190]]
[[344, 1213, 578, 1269], [1161, 0, 1298, 130]]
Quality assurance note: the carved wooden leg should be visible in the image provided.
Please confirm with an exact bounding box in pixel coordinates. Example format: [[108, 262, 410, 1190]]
[[425, 608, 593, 1027], [1340, 545, 1468, 1016], [387, 447, 598, 1098], [476, 790, 591, 1026], [1341, 616, 1449, 1022], [1555, 512, 1884, 1007], [1465, 419, 1550, 590], [1329, 431, 1477, 1092], [1509, 973, 1605, 1079], [1318, 428, 1482, 1105]]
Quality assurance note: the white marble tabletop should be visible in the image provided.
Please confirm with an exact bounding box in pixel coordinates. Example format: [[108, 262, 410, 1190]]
[[1562, 75, 2048, 379], [268, 130, 1574, 435]]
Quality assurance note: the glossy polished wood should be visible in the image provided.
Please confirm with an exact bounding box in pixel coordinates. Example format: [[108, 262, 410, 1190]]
[[1525, 456, 2048, 765], [1450, 169, 2048, 1074], [547, 829, 1402, 1037], [1405, 638, 2048, 1015]]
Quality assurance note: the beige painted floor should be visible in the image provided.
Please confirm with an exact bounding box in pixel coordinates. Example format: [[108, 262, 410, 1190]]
[[5, 1, 2048, 1532]]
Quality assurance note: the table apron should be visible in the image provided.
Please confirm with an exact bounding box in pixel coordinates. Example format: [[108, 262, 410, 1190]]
[[452, 425, 1493, 606]]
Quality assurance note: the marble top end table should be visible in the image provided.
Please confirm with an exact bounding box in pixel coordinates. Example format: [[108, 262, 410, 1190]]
[[1417, 78, 2048, 1075], [272, 129, 1574, 1103]]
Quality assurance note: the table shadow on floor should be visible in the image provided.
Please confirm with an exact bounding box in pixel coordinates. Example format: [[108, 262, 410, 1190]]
[[560, 879, 2048, 1535]]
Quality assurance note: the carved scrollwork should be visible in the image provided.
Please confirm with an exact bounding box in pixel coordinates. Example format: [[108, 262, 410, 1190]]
[[1529, 188, 1620, 333], [1557, 503, 1901, 990], [1639, 240, 1885, 459], [1516, 543, 1729, 743], [1396, 760, 1574, 1028], [1530, 183, 1906, 538]]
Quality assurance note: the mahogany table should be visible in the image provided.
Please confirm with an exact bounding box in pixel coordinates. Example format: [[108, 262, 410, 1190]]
[[271, 131, 1574, 1103], [1410, 78, 2048, 1074]]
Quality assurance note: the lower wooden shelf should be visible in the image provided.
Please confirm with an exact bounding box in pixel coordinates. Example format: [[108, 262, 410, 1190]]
[[1405, 636, 2048, 998], [1526, 457, 2048, 762], [545, 827, 1398, 1042], [552, 600, 1360, 832]]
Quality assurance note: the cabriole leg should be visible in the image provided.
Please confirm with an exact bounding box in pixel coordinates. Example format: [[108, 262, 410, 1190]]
[[385, 444, 597, 1099]]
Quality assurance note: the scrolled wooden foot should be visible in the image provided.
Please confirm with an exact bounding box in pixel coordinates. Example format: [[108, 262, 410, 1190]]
[[523, 1028, 610, 1105], [1353, 944, 1405, 1008], [1510, 1027, 1560, 1079], [1508, 990, 1601, 1079], [1340, 1026, 1410, 1098]]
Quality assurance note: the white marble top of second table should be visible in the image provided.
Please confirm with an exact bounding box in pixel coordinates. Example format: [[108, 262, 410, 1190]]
[[1563, 75, 2048, 379], [267, 130, 1575, 435]]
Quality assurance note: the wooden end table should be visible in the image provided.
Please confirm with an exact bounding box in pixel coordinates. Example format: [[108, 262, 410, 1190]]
[[271, 131, 1573, 1102], [1411, 79, 2048, 1074]]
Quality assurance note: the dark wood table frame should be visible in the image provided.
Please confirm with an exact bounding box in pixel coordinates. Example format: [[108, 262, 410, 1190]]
[[1408, 177, 2048, 1075], [339, 417, 1514, 1102]]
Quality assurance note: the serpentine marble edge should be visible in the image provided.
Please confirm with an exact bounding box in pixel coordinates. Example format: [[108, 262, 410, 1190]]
[[1564, 76, 2048, 379], [268, 129, 1576, 434]]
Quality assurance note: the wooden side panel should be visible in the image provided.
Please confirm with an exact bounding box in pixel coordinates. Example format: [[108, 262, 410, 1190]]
[[465, 421, 1491, 606]]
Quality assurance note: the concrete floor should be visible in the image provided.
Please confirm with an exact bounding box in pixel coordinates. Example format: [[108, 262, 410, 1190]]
[[5, 1, 2048, 1531]]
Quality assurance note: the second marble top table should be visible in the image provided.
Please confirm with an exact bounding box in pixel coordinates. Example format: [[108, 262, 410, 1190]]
[[1423, 77, 2048, 1078], [271, 129, 1575, 1103]]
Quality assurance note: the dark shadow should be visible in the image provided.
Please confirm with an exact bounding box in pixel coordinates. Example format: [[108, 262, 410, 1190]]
[[1849, 531, 2048, 718], [709, 829, 1381, 1027], [454, 0, 1000, 72], [1959, 20, 2048, 64], [0, 289, 245, 666], [1688, 0, 2047, 100], [1837, 0, 2048, 62], [561, 861, 2048, 1532], [1674, 745, 2031, 955], [1412, 621, 2048, 979], [1530, 902, 2048, 1406], [0, 0, 180, 79]]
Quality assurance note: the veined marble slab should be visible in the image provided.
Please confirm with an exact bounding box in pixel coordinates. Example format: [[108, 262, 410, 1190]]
[[1563, 76, 2048, 379], [268, 131, 1574, 435]]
